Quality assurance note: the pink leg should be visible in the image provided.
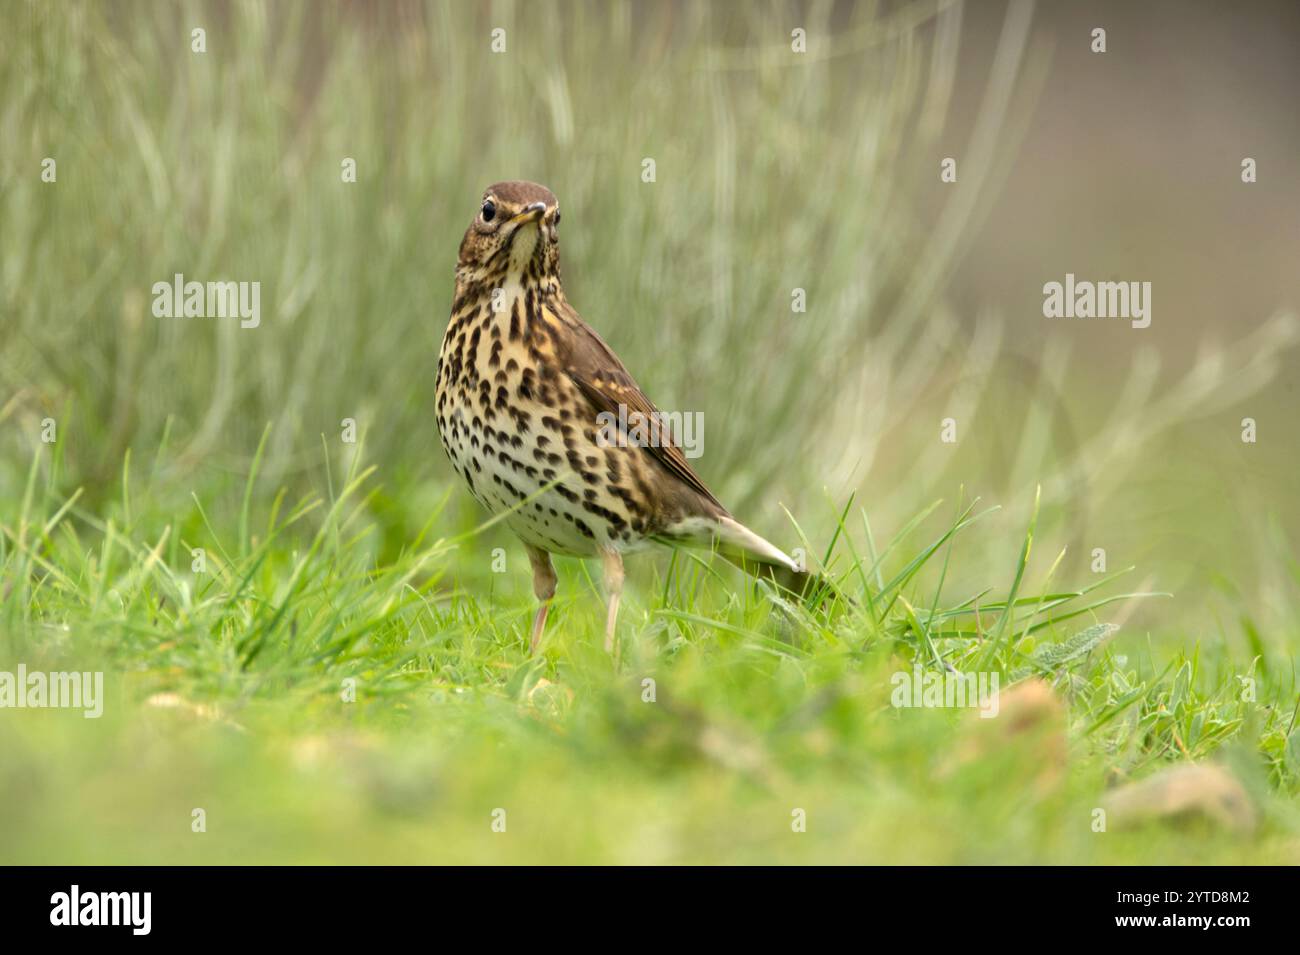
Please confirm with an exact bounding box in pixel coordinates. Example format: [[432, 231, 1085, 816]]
[[601, 549, 625, 657], [525, 545, 557, 653]]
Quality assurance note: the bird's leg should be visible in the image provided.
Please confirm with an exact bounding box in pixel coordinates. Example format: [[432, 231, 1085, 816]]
[[600, 548, 625, 658], [525, 545, 557, 653]]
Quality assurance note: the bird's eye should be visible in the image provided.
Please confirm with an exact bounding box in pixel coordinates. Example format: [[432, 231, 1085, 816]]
[[481, 199, 496, 222], [554, 209, 561, 225]]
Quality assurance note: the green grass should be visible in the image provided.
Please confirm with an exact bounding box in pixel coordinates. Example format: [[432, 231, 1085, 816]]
[[2, 436, 1298, 864], [2, 1, 1299, 864]]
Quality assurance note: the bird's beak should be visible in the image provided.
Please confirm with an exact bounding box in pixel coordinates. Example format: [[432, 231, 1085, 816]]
[[509, 202, 547, 227]]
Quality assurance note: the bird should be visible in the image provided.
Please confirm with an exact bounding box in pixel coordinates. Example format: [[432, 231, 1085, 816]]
[[435, 180, 833, 655]]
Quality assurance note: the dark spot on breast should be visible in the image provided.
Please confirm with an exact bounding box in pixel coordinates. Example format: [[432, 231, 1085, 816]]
[[583, 499, 627, 529]]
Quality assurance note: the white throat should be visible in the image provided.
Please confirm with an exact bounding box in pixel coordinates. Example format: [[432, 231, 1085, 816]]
[[507, 224, 539, 275]]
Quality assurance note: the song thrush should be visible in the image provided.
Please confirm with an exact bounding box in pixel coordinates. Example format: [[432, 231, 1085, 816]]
[[435, 180, 829, 654]]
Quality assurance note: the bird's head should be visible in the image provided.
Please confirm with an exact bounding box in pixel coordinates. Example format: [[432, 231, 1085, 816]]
[[456, 180, 561, 285]]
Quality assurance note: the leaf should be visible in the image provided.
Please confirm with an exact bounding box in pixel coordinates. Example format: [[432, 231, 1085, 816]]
[[1012, 623, 1119, 679], [1169, 660, 1192, 713]]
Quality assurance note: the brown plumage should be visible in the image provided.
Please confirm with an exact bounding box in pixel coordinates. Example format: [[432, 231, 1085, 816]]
[[435, 180, 831, 654]]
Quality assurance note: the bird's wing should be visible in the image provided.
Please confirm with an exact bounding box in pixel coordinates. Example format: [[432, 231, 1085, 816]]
[[549, 306, 723, 510]]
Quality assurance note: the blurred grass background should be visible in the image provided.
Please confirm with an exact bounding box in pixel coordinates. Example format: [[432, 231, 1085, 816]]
[[4, 0, 1297, 636], [2, 0, 1299, 863]]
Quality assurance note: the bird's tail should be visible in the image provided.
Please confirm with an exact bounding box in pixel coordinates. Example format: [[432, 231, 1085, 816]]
[[707, 516, 844, 606]]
